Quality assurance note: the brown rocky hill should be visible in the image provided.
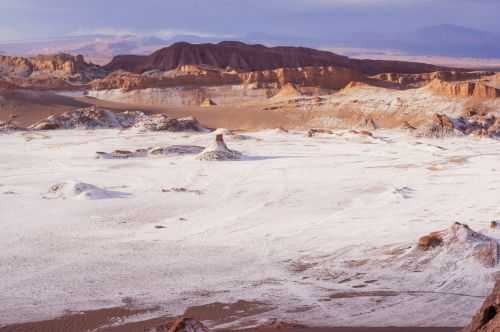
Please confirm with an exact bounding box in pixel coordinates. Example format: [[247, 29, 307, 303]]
[[0, 53, 94, 77], [104, 41, 448, 75], [0, 53, 105, 89]]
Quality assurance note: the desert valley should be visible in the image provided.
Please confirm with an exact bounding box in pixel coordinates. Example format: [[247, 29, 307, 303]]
[[1, 39, 500, 332]]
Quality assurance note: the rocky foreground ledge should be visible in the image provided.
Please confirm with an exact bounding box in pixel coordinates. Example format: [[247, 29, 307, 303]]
[[461, 279, 500, 332], [148, 282, 500, 332]]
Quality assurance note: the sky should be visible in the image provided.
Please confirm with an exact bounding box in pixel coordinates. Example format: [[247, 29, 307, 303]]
[[1, 0, 499, 42]]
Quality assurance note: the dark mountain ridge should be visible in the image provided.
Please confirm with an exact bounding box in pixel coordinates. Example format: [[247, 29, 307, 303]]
[[105, 41, 450, 75]]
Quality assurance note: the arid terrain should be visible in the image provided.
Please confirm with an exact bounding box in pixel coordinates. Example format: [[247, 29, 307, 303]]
[[1, 41, 500, 332]]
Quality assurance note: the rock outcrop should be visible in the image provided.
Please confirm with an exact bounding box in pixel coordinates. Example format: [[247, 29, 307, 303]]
[[427, 79, 500, 99], [0, 53, 104, 89], [196, 134, 242, 161], [307, 128, 333, 137], [417, 112, 500, 138], [372, 71, 494, 88], [200, 98, 217, 107], [418, 113, 458, 138], [96, 145, 204, 159], [240, 66, 364, 90], [90, 65, 363, 92], [272, 83, 302, 99], [32, 54, 89, 75], [133, 114, 206, 132], [104, 41, 446, 75], [461, 280, 500, 332], [90, 67, 241, 92], [0, 120, 25, 132], [145, 317, 209, 332], [417, 222, 499, 268], [27, 107, 206, 132], [29, 107, 139, 130], [0, 53, 97, 77]]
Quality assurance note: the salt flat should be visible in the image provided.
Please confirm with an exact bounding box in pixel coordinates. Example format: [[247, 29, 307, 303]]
[[1, 129, 499, 327]]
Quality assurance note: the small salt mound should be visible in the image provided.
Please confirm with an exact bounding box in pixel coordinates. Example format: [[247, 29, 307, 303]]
[[43, 181, 129, 200], [272, 83, 303, 99], [212, 128, 234, 136], [196, 134, 242, 161], [200, 98, 217, 107]]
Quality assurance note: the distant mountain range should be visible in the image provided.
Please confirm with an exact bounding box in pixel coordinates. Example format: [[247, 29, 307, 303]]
[[404, 24, 500, 58], [0, 24, 499, 65]]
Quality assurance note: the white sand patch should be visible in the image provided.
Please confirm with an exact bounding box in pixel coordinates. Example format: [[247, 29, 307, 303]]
[[0, 129, 499, 327], [43, 181, 130, 200]]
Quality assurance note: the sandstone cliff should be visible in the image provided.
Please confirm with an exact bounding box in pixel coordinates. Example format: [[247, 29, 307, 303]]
[[30, 54, 88, 75], [0, 53, 104, 89], [427, 79, 500, 98], [372, 71, 494, 88], [90, 65, 363, 92], [0, 53, 95, 77]]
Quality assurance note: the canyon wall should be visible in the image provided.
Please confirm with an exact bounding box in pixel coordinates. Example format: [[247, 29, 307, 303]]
[[90, 65, 363, 92], [427, 79, 500, 98]]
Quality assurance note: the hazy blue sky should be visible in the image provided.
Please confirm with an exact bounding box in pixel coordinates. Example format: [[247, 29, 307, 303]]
[[0, 0, 499, 42]]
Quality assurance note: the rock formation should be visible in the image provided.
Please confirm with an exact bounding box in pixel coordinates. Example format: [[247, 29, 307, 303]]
[[27, 107, 206, 132], [200, 98, 217, 107], [372, 71, 494, 88], [96, 149, 148, 159], [29, 107, 139, 130], [272, 83, 302, 99], [104, 41, 446, 75], [90, 65, 363, 92], [461, 280, 500, 332], [0, 120, 25, 132], [96, 145, 204, 159], [150, 145, 205, 156], [145, 317, 209, 332], [417, 222, 499, 268], [133, 114, 206, 132], [307, 128, 333, 137], [427, 79, 500, 99], [0, 53, 104, 89], [30, 54, 88, 75], [417, 111, 500, 138], [196, 134, 242, 161], [418, 113, 459, 138]]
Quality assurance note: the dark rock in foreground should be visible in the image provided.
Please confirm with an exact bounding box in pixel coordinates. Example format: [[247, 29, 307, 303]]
[[145, 317, 209, 332], [462, 279, 500, 332]]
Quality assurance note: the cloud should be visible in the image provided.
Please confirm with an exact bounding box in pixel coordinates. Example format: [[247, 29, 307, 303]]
[[0, 0, 499, 44], [69, 27, 235, 39]]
